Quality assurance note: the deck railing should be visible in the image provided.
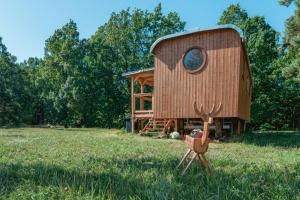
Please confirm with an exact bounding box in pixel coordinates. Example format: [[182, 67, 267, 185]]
[[134, 110, 153, 118]]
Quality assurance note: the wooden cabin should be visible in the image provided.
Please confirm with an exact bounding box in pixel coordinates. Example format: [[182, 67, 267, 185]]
[[123, 25, 252, 136]]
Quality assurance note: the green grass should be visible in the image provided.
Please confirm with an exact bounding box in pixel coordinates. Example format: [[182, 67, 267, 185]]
[[0, 128, 299, 200]]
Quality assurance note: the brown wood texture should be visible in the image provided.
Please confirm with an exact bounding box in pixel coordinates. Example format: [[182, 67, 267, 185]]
[[153, 28, 251, 120], [237, 46, 251, 120], [131, 78, 135, 133]]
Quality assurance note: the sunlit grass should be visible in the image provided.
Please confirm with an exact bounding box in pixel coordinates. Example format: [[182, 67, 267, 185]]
[[0, 128, 299, 199]]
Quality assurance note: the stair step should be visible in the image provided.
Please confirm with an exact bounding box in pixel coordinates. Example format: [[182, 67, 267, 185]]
[[142, 118, 174, 134], [146, 128, 163, 131], [145, 130, 162, 132]]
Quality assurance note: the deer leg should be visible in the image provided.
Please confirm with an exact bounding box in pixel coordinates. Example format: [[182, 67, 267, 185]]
[[177, 149, 192, 169], [181, 152, 197, 175], [200, 154, 211, 175], [197, 154, 203, 166]]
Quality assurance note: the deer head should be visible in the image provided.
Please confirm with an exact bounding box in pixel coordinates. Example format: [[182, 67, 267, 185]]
[[193, 101, 222, 123], [193, 101, 223, 145]]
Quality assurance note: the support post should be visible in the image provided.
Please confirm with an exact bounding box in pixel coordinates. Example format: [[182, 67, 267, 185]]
[[233, 119, 241, 134], [237, 119, 241, 134], [243, 120, 246, 133], [215, 118, 222, 138], [140, 81, 144, 110], [139, 81, 145, 129], [131, 78, 135, 133], [174, 119, 178, 132], [152, 94, 154, 111]]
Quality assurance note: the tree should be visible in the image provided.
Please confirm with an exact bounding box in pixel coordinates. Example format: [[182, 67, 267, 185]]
[[277, 0, 300, 129], [0, 37, 27, 126], [219, 4, 281, 129], [20, 57, 44, 124], [8, 4, 185, 128], [42, 20, 86, 127], [279, 0, 300, 82], [219, 3, 300, 130]]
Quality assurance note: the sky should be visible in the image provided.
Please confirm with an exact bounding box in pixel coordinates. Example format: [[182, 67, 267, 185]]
[[0, 0, 295, 62]]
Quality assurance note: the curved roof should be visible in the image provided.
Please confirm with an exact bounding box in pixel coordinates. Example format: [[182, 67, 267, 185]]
[[150, 24, 243, 53]]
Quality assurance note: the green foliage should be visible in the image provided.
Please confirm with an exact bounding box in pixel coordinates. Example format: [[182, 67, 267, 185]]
[[279, 0, 300, 82], [12, 4, 185, 128], [219, 4, 300, 130], [43, 20, 87, 127], [0, 37, 27, 126], [19, 57, 43, 124], [0, 128, 299, 199]]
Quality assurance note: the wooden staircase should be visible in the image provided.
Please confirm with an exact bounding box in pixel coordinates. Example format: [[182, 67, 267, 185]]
[[141, 119, 175, 135]]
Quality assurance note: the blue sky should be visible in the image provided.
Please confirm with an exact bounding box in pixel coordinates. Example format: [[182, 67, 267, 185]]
[[0, 0, 295, 62]]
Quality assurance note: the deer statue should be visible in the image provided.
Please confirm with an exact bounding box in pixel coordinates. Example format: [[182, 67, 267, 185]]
[[177, 101, 222, 175]]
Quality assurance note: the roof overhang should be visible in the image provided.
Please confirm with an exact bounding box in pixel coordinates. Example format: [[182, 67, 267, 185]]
[[122, 67, 154, 78], [150, 24, 243, 53]]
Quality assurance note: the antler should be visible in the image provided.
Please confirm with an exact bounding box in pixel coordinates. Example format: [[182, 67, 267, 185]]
[[193, 102, 206, 119], [208, 102, 222, 117], [193, 101, 222, 122], [193, 101, 223, 146]]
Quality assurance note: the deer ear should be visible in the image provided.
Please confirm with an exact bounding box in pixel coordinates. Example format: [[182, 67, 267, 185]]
[[208, 117, 213, 124]]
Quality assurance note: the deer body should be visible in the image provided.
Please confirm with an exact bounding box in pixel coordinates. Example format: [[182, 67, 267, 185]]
[[177, 101, 222, 175]]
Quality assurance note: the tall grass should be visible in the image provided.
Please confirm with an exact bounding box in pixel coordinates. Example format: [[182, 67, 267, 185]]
[[0, 128, 299, 199]]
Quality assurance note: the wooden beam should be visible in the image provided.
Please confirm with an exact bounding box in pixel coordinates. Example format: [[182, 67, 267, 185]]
[[134, 93, 153, 98], [237, 119, 241, 134], [140, 81, 144, 110], [174, 119, 178, 131], [144, 97, 152, 101], [135, 113, 154, 118], [144, 81, 154, 86], [142, 77, 154, 82], [135, 110, 153, 114], [131, 78, 135, 133], [152, 94, 154, 111], [215, 118, 222, 138]]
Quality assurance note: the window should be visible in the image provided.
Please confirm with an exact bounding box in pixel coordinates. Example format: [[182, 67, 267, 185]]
[[183, 48, 206, 72]]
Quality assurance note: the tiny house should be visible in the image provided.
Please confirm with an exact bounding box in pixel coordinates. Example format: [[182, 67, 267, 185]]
[[123, 25, 252, 135]]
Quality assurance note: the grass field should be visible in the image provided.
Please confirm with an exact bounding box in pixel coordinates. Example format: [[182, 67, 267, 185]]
[[0, 128, 299, 200]]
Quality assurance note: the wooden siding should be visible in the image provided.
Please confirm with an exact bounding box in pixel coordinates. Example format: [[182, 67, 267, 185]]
[[153, 28, 250, 119], [237, 45, 251, 120]]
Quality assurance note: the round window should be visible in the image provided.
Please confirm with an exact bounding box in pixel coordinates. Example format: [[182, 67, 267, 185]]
[[183, 48, 206, 72]]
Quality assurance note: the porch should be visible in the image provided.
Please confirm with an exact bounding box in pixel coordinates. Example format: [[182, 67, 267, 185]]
[[123, 68, 155, 132]]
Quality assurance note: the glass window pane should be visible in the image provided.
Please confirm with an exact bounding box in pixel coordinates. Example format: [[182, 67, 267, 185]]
[[183, 48, 205, 72]]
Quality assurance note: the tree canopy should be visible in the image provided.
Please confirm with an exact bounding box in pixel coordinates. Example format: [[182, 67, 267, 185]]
[[279, 0, 300, 82], [219, 3, 300, 130], [0, 4, 185, 128]]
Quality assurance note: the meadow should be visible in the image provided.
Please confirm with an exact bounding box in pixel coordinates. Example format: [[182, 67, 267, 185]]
[[0, 128, 299, 200]]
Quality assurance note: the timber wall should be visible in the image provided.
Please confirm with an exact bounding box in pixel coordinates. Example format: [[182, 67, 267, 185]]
[[153, 28, 250, 120]]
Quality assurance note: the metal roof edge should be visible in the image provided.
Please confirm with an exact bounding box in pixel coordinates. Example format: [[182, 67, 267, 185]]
[[150, 24, 243, 53], [122, 67, 155, 77]]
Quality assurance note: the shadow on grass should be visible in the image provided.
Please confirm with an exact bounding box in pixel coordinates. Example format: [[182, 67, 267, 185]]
[[241, 131, 300, 148], [1, 156, 300, 199]]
